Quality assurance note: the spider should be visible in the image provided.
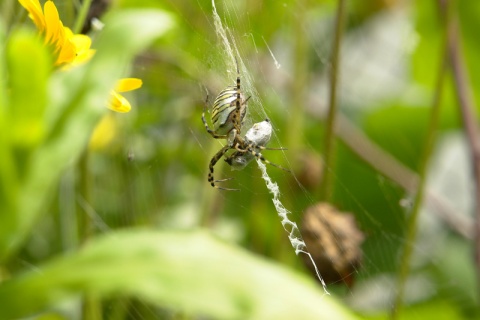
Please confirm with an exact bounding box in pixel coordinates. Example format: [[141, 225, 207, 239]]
[[202, 59, 289, 191]]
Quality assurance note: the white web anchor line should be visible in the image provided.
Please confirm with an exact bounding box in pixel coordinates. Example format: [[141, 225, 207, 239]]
[[256, 159, 330, 295]]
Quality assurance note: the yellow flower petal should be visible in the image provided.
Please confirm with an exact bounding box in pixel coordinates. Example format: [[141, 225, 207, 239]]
[[55, 26, 79, 66], [19, 0, 45, 32], [64, 26, 73, 39], [69, 34, 95, 66], [55, 34, 76, 65], [43, 0, 61, 45], [54, 21, 66, 51], [71, 34, 92, 52], [109, 91, 132, 113], [115, 78, 143, 93], [74, 49, 96, 64]]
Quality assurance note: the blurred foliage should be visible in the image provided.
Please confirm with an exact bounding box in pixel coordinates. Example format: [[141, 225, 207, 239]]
[[0, 230, 356, 319], [0, 0, 479, 319]]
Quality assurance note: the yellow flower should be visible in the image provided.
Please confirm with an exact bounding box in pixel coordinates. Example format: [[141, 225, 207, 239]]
[[19, 0, 142, 113], [19, 0, 95, 67], [109, 78, 143, 113]]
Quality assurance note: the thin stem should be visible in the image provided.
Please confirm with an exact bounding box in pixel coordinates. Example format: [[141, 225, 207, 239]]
[[287, 1, 307, 153], [83, 295, 102, 320], [443, 1, 480, 289], [1, 0, 14, 32], [77, 150, 91, 242], [391, 39, 448, 319], [77, 150, 103, 320], [73, 0, 93, 34], [199, 141, 225, 227], [284, 0, 307, 263], [321, 0, 346, 201]]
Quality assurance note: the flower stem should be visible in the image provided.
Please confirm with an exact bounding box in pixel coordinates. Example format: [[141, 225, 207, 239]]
[[1, 0, 14, 32], [73, 0, 93, 34], [287, 0, 307, 155], [77, 150, 103, 320], [77, 150, 91, 242], [320, 0, 346, 201], [391, 34, 448, 320]]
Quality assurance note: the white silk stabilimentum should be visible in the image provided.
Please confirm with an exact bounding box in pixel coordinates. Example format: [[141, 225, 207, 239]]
[[256, 158, 330, 295]]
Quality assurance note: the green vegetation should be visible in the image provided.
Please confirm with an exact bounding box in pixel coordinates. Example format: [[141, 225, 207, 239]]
[[0, 0, 479, 319]]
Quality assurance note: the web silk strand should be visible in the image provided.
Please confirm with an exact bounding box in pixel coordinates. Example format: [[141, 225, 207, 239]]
[[256, 159, 330, 295]]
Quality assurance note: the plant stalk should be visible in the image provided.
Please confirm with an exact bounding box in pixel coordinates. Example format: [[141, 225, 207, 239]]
[[77, 150, 92, 242], [77, 150, 103, 320], [73, 0, 93, 34], [287, 0, 307, 154], [391, 39, 448, 320], [320, 0, 346, 201], [442, 0, 480, 290]]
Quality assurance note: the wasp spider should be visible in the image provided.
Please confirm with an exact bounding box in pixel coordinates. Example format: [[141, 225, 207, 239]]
[[202, 59, 289, 191]]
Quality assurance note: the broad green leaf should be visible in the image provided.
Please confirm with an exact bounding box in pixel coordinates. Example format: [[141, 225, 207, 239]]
[[7, 29, 50, 149], [0, 9, 174, 262], [0, 229, 357, 320]]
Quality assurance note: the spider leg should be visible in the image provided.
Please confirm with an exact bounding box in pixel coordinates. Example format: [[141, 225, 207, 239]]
[[261, 147, 288, 151], [246, 147, 291, 173], [208, 145, 240, 191], [237, 144, 287, 152], [215, 177, 235, 182], [202, 91, 228, 140], [233, 140, 287, 152]]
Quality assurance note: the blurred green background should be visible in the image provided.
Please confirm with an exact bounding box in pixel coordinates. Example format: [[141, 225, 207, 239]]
[[0, 0, 479, 319]]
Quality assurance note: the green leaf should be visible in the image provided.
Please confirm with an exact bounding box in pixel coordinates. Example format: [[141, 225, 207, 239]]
[[0, 24, 18, 222], [401, 299, 464, 320], [434, 237, 479, 314], [0, 9, 174, 262], [0, 229, 357, 320], [7, 29, 50, 149]]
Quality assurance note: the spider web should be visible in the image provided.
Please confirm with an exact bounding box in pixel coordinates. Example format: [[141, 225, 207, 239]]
[[210, 0, 329, 294], [202, 0, 431, 302]]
